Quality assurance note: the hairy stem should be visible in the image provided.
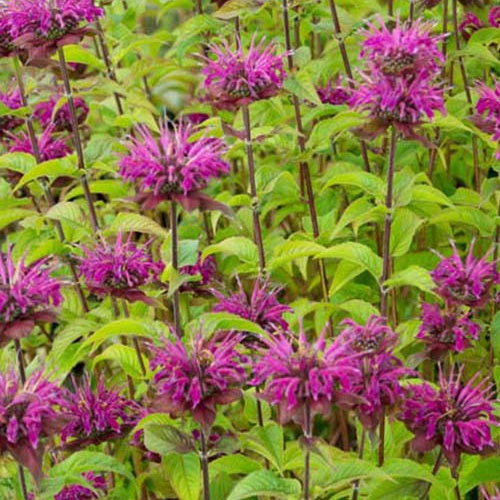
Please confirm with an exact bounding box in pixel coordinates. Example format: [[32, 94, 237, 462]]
[[171, 200, 182, 337], [377, 409, 386, 467], [303, 404, 312, 500], [451, 0, 480, 190], [57, 47, 100, 233], [380, 127, 397, 318], [420, 448, 443, 499], [351, 429, 366, 500], [200, 429, 211, 500], [241, 104, 266, 275]]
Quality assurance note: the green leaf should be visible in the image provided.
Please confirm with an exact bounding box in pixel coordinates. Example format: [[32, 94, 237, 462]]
[[459, 456, 500, 494], [0, 152, 36, 174], [64, 180, 129, 200], [92, 344, 149, 378], [317, 242, 382, 280], [336, 299, 380, 322], [14, 156, 77, 191], [322, 172, 385, 198], [202, 237, 258, 264], [109, 213, 168, 238], [390, 209, 422, 257], [163, 452, 201, 500], [213, 0, 263, 20], [384, 266, 435, 294], [491, 311, 500, 359], [429, 207, 494, 237], [244, 423, 284, 472], [270, 240, 325, 270], [307, 111, 364, 150], [411, 185, 453, 207], [200, 312, 267, 337], [227, 470, 301, 500], [144, 424, 194, 456], [59, 44, 105, 70], [210, 455, 261, 477], [283, 69, 321, 106], [0, 208, 33, 230], [329, 260, 365, 296]]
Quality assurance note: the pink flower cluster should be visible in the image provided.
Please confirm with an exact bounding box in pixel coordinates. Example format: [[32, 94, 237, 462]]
[[475, 79, 500, 159], [9, 125, 72, 161], [34, 95, 89, 131], [0, 88, 23, 136]]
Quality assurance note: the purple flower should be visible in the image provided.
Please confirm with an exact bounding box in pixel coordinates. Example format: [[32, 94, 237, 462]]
[[201, 36, 287, 111], [459, 13, 484, 41], [359, 16, 445, 77], [400, 367, 497, 469], [251, 328, 361, 429], [0, 248, 62, 342], [417, 303, 480, 359], [34, 95, 89, 131], [431, 241, 499, 308], [212, 278, 292, 335], [337, 315, 398, 354], [0, 369, 66, 481], [9, 125, 72, 161], [78, 233, 164, 304], [0, 88, 23, 136], [474, 80, 500, 159], [119, 121, 230, 211], [55, 473, 106, 500], [180, 253, 217, 292], [489, 7, 500, 28], [480, 486, 500, 500], [150, 333, 248, 429], [316, 77, 350, 105], [6, 0, 103, 62], [0, 9, 16, 58], [61, 376, 141, 448]]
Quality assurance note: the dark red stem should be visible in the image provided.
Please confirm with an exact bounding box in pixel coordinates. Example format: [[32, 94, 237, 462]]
[[171, 200, 182, 337]]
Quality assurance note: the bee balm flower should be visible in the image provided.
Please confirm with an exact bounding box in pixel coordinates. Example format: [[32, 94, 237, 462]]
[[34, 94, 89, 131], [9, 125, 72, 161], [0, 88, 23, 137]]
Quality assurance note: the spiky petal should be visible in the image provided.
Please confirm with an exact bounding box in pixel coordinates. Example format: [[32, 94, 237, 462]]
[[34, 95, 89, 131], [316, 77, 350, 105], [54, 473, 106, 500], [459, 13, 484, 41], [474, 80, 500, 159]]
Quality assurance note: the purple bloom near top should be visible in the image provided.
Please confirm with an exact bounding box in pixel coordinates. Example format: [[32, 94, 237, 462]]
[[119, 121, 230, 211], [417, 303, 480, 359], [180, 253, 217, 292], [201, 36, 287, 111], [34, 95, 89, 131], [251, 328, 361, 429], [6, 0, 103, 61], [54, 472, 106, 500], [78, 233, 164, 304], [212, 278, 292, 335], [9, 125, 72, 161], [0, 88, 23, 136], [400, 367, 497, 469], [316, 77, 350, 106], [0, 248, 62, 342], [459, 13, 484, 41], [0, 9, 16, 58], [61, 376, 141, 448], [150, 333, 248, 429], [474, 80, 500, 159], [489, 7, 500, 28], [0, 369, 66, 481], [431, 241, 498, 308]]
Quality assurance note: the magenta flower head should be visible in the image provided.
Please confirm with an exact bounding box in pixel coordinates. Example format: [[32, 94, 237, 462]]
[[0, 248, 62, 342], [0, 9, 16, 58], [180, 253, 217, 292], [474, 80, 500, 159], [0, 88, 23, 136], [359, 16, 445, 77], [61, 376, 141, 449], [459, 13, 484, 41], [212, 277, 292, 335], [431, 241, 499, 308], [201, 36, 287, 111], [0, 369, 66, 481], [150, 333, 248, 429], [338, 315, 398, 355], [316, 77, 350, 105], [400, 367, 497, 469], [489, 6, 500, 27], [9, 125, 72, 161], [6, 0, 103, 62], [34, 94, 89, 131], [119, 120, 230, 211], [251, 327, 361, 429], [417, 303, 480, 359], [78, 233, 164, 305], [480, 486, 500, 500], [54, 472, 106, 500]]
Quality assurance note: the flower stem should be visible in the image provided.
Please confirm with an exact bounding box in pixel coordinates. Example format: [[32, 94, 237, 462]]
[[351, 429, 366, 500], [170, 200, 182, 337], [122, 301, 147, 377], [13, 58, 90, 314], [57, 47, 100, 233], [451, 0, 480, 191], [377, 409, 386, 467], [419, 448, 443, 499], [196, 0, 203, 15], [380, 127, 397, 318], [303, 403, 312, 500], [200, 428, 211, 500], [241, 104, 266, 276], [388, 0, 393, 16]]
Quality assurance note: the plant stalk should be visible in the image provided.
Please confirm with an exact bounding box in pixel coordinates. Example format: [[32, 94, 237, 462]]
[[57, 47, 100, 233], [303, 403, 312, 500], [380, 127, 397, 318], [200, 429, 211, 500], [170, 200, 182, 337], [241, 104, 266, 276], [121, 301, 147, 377], [377, 409, 386, 467], [419, 448, 443, 499], [351, 429, 366, 500]]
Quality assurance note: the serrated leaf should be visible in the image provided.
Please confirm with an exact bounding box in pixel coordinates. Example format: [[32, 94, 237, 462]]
[[390, 209, 423, 257], [270, 240, 325, 269], [64, 180, 129, 201], [329, 260, 365, 297], [337, 299, 380, 323], [164, 452, 201, 500], [200, 312, 267, 337], [210, 455, 261, 477], [244, 423, 284, 472], [227, 470, 301, 500], [14, 156, 77, 191], [322, 172, 385, 198], [109, 213, 168, 238], [0, 208, 33, 230], [384, 266, 435, 294], [307, 111, 364, 150], [144, 424, 194, 456], [0, 152, 36, 174], [411, 185, 453, 207], [92, 343, 149, 378], [59, 44, 105, 70], [429, 207, 494, 236], [202, 237, 257, 264]]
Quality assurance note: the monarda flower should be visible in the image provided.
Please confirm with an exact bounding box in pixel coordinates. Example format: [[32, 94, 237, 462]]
[[359, 16, 445, 77], [6, 0, 103, 62], [150, 333, 248, 429], [489, 7, 500, 27], [34, 94, 89, 131], [78, 233, 163, 304], [54, 472, 106, 500], [0, 88, 23, 137], [251, 329, 361, 429], [212, 278, 292, 335], [118, 121, 230, 211], [0, 9, 16, 58], [316, 77, 350, 105], [201, 36, 286, 111], [431, 241, 499, 308], [417, 303, 480, 359], [61, 376, 141, 448], [0, 370, 66, 481], [0, 249, 62, 342], [180, 253, 217, 292], [459, 13, 484, 41], [474, 80, 500, 159], [9, 125, 72, 161], [399, 368, 497, 469]]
